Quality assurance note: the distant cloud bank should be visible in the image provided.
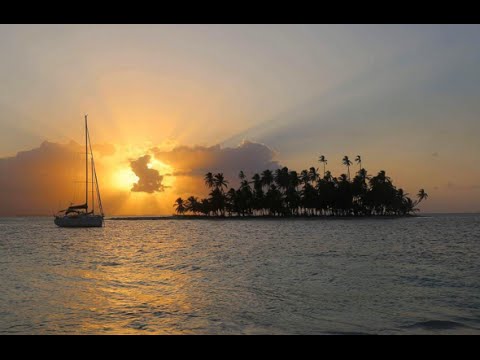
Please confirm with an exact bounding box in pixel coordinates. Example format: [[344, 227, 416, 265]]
[[0, 140, 281, 215], [151, 140, 281, 179]]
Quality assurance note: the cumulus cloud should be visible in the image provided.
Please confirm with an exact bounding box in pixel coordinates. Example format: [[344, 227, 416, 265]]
[[151, 140, 281, 180], [0, 140, 129, 216], [130, 155, 165, 193], [0, 141, 86, 215]]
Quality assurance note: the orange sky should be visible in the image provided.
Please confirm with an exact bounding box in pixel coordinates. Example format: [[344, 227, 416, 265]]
[[1, 25, 480, 214]]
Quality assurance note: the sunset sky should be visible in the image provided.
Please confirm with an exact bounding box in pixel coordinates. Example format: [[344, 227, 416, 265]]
[[1, 24, 479, 215]]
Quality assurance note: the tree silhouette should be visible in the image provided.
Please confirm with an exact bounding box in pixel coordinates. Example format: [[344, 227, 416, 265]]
[[177, 156, 427, 218], [261, 169, 274, 189], [174, 197, 187, 215], [300, 169, 310, 185], [355, 155, 362, 172], [416, 189, 428, 204], [186, 196, 200, 215], [342, 156, 353, 181], [309, 167, 319, 184], [204, 172, 214, 189], [213, 173, 228, 192], [319, 155, 328, 177]]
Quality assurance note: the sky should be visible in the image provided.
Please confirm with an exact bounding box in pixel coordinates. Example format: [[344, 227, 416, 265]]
[[0, 24, 479, 215]]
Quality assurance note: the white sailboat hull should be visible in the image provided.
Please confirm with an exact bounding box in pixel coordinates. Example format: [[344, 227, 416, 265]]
[[54, 214, 104, 228]]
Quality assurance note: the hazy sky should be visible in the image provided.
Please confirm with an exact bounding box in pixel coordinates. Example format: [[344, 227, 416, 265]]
[[1, 24, 479, 214]]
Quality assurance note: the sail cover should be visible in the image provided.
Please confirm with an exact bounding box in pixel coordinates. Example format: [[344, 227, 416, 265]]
[[65, 203, 88, 213]]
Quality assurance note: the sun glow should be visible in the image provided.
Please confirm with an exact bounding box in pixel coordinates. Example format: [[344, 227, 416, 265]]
[[112, 168, 139, 190], [110, 157, 175, 192]]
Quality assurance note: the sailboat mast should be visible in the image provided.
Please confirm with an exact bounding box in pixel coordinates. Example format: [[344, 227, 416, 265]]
[[92, 157, 94, 214], [85, 114, 88, 213], [86, 119, 104, 217]]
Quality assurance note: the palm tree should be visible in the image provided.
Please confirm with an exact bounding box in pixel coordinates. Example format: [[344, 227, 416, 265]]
[[355, 155, 362, 172], [404, 197, 419, 214], [319, 155, 328, 177], [274, 167, 290, 191], [213, 173, 228, 192], [261, 169, 274, 189], [173, 197, 187, 215], [226, 188, 237, 216], [301, 182, 317, 216], [199, 199, 211, 216], [417, 189, 428, 203], [342, 156, 353, 180], [288, 170, 300, 190], [204, 172, 214, 189], [209, 187, 226, 216], [252, 173, 264, 216], [358, 168, 368, 180], [323, 170, 333, 182], [308, 167, 319, 184], [266, 184, 283, 216], [186, 196, 200, 215], [300, 169, 310, 185], [189, 154, 426, 218]]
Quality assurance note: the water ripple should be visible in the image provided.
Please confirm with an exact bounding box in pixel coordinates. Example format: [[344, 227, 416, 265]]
[[0, 214, 479, 334]]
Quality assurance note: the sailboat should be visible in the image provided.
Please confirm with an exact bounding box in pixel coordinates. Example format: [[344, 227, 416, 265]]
[[54, 115, 104, 227]]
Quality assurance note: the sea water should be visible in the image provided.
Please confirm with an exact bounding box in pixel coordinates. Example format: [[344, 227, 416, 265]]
[[0, 214, 479, 334]]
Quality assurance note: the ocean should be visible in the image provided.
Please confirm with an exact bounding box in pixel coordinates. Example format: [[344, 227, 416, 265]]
[[0, 214, 479, 334]]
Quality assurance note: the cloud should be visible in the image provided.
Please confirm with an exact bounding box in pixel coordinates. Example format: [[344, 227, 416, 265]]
[[130, 155, 165, 193], [0, 141, 86, 215], [0, 140, 131, 216], [147, 140, 282, 199], [151, 140, 281, 181], [0, 139, 281, 215]]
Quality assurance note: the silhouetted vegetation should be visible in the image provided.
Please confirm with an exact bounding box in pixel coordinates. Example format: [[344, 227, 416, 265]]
[[174, 155, 428, 217]]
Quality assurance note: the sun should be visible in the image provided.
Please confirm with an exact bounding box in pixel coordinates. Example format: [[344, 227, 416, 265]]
[[112, 168, 139, 190]]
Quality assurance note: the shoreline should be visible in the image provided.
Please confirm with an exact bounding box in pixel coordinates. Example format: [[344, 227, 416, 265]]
[[108, 214, 421, 221]]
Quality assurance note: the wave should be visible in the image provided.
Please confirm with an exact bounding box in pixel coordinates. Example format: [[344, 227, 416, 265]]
[[405, 320, 472, 330], [100, 261, 122, 267]]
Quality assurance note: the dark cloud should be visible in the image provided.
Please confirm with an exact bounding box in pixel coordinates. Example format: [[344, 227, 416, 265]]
[[0, 140, 281, 215], [0, 141, 86, 215], [0, 141, 125, 216], [130, 155, 164, 193], [151, 140, 281, 183]]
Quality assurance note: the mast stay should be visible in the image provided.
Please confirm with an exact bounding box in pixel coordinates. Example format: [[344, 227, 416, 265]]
[[85, 114, 88, 213], [86, 118, 104, 217]]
